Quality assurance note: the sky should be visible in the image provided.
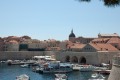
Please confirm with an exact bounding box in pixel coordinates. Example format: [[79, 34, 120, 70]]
[[0, 0, 120, 41]]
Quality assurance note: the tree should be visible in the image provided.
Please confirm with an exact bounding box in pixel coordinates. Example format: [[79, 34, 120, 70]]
[[77, 0, 120, 7]]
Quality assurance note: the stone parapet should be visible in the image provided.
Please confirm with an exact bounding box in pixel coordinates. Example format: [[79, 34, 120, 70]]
[[108, 54, 120, 80]]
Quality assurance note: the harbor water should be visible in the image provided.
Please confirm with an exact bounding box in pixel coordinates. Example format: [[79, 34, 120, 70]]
[[0, 63, 108, 80]]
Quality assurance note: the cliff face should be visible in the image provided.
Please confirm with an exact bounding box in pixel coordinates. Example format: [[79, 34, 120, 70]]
[[108, 55, 120, 80]]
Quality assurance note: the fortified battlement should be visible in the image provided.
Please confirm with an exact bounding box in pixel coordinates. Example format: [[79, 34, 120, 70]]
[[113, 55, 120, 67], [108, 54, 120, 80]]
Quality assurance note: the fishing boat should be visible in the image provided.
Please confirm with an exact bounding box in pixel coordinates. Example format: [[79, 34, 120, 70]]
[[55, 73, 68, 80], [16, 74, 30, 80]]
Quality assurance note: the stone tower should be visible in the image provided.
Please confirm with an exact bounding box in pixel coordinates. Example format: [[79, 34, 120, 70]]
[[69, 29, 76, 43], [108, 54, 120, 80]]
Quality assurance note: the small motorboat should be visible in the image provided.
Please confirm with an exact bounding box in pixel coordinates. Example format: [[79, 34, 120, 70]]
[[16, 74, 30, 80], [20, 64, 29, 68], [55, 73, 67, 80], [89, 73, 105, 80]]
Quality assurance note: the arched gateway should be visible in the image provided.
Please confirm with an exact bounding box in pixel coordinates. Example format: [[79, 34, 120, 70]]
[[65, 56, 70, 62], [71, 56, 78, 63], [79, 56, 86, 64]]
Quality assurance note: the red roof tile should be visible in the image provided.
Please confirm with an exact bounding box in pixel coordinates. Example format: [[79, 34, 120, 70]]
[[89, 43, 119, 51]]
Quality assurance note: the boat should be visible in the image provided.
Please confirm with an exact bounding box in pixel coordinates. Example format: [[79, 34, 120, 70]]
[[39, 63, 73, 74], [79, 65, 97, 72], [72, 64, 80, 71], [16, 74, 30, 80], [7, 60, 35, 65], [88, 73, 105, 80], [55, 73, 68, 80], [20, 64, 29, 68], [72, 64, 98, 71]]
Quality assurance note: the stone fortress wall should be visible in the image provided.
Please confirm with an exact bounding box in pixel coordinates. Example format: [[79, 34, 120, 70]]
[[108, 54, 120, 80], [0, 51, 119, 65]]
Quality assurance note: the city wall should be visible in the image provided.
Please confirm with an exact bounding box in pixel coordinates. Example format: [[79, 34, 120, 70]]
[[0, 51, 58, 60], [0, 51, 119, 65]]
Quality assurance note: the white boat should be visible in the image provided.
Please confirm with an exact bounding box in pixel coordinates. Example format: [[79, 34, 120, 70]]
[[20, 64, 29, 68], [72, 64, 97, 71], [16, 74, 30, 80], [79, 65, 97, 72], [89, 73, 105, 80], [39, 63, 73, 73], [72, 64, 80, 71], [55, 74, 67, 80]]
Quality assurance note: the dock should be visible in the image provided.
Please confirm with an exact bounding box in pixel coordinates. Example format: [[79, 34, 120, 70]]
[[93, 70, 111, 75]]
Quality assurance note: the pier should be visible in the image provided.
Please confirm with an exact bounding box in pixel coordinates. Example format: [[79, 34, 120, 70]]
[[93, 70, 111, 75]]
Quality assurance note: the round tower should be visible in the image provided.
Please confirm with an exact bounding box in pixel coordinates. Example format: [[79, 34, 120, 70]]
[[108, 54, 120, 80], [69, 29, 76, 43]]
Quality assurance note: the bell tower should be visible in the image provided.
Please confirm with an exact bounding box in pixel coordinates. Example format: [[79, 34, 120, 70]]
[[69, 29, 76, 43]]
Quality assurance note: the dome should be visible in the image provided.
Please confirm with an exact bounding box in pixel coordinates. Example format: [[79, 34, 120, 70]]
[[69, 33, 75, 37], [69, 29, 76, 37]]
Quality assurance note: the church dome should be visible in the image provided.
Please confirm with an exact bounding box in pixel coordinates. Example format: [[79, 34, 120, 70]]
[[69, 33, 75, 37], [69, 29, 76, 37]]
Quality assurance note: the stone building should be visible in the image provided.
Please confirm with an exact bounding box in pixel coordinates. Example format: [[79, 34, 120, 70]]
[[69, 29, 94, 44], [98, 33, 119, 38], [0, 38, 4, 51], [4, 40, 19, 51]]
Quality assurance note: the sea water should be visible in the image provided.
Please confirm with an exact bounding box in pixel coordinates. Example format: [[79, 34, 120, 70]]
[[0, 63, 108, 80]]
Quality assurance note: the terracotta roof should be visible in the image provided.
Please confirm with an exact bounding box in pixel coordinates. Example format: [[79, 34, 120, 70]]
[[70, 43, 86, 49], [92, 38, 110, 42], [107, 37, 120, 44], [8, 40, 19, 44], [89, 43, 119, 51]]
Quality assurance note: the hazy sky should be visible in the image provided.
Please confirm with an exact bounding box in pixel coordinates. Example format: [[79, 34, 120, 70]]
[[0, 0, 120, 40]]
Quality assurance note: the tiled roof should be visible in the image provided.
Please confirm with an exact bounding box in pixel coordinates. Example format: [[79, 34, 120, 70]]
[[89, 43, 119, 51], [92, 38, 110, 42], [107, 37, 120, 44], [8, 40, 19, 44], [70, 43, 86, 49]]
